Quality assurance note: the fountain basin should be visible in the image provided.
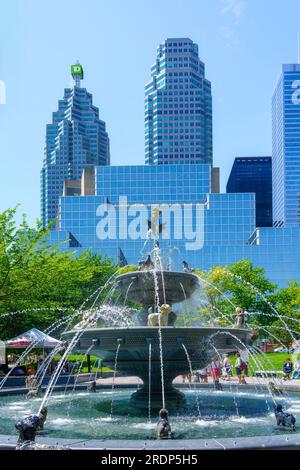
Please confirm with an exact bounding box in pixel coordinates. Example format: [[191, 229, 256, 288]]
[[63, 326, 253, 408], [0, 388, 292, 443]]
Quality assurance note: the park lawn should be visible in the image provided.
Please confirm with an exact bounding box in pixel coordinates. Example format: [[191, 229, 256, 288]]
[[54, 354, 112, 373], [70, 352, 292, 375], [20, 352, 296, 376], [59, 353, 293, 375]]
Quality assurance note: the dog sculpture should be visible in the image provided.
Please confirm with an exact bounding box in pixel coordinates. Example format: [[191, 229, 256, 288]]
[[268, 381, 283, 396], [148, 304, 172, 327], [274, 404, 296, 430], [15, 415, 40, 446], [138, 255, 154, 271], [15, 414, 69, 450], [27, 386, 42, 399], [87, 380, 97, 392], [235, 307, 246, 328], [156, 408, 172, 439], [182, 261, 195, 273], [25, 375, 38, 390], [214, 379, 223, 391]]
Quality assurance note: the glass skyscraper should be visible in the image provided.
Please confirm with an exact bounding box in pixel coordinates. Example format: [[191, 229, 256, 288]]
[[145, 38, 212, 165], [226, 157, 273, 227], [41, 63, 110, 226], [47, 163, 300, 286], [45, 52, 300, 287], [272, 64, 300, 227]]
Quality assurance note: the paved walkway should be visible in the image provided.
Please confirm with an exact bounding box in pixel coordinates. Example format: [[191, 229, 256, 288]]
[[96, 375, 300, 389]]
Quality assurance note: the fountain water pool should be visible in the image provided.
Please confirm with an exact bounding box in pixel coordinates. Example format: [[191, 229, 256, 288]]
[[0, 388, 294, 441]]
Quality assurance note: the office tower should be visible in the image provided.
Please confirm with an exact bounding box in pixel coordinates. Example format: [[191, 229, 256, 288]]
[[40, 63, 110, 226], [49, 162, 300, 286], [227, 157, 273, 227], [145, 38, 212, 165], [272, 64, 300, 227]]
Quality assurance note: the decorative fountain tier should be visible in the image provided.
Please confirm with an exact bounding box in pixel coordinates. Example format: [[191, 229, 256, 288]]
[[116, 270, 199, 305], [64, 325, 252, 408], [64, 270, 253, 408]]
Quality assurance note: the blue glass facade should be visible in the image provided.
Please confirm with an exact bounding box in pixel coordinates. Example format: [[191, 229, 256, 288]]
[[48, 164, 300, 286], [95, 164, 210, 204], [226, 157, 273, 227], [272, 64, 300, 227], [145, 38, 212, 166], [41, 65, 110, 226]]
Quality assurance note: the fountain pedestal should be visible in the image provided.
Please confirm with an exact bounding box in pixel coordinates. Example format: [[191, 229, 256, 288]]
[[131, 380, 186, 409], [64, 270, 254, 409]]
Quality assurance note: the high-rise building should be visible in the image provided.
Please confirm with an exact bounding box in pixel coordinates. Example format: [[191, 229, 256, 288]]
[[48, 163, 300, 286], [272, 64, 300, 227], [226, 157, 273, 227], [41, 63, 110, 226], [44, 48, 300, 287], [145, 38, 212, 166]]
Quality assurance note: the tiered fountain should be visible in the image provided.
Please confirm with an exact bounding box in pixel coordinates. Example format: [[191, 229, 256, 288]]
[[1, 245, 300, 449], [64, 255, 253, 409]]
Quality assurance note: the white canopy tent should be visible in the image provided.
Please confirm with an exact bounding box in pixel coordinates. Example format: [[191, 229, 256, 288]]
[[6, 328, 61, 349]]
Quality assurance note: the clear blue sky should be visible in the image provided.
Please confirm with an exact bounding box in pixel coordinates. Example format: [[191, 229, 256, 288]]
[[0, 0, 299, 225]]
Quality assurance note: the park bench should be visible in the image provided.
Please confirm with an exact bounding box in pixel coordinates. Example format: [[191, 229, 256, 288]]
[[255, 370, 284, 378]]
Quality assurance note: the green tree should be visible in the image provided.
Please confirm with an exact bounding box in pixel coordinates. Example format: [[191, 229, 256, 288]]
[[267, 282, 300, 341], [0, 208, 117, 338], [196, 259, 300, 342], [196, 259, 277, 328]]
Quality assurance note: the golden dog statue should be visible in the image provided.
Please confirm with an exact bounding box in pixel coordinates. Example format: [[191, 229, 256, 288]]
[[147, 304, 172, 327]]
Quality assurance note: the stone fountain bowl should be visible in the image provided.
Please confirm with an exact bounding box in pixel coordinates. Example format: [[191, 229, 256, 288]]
[[63, 326, 253, 408], [116, 271, 199, 305]]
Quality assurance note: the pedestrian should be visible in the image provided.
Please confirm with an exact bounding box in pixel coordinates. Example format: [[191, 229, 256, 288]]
[[283, 358, 293, 380], [199, 367, 208, 383], [211, 357, 221, 388], [291, 357, 300, 380], [222, 354, 232, 381], [235, 307, 246, 328], [235, 352, 244, 384]]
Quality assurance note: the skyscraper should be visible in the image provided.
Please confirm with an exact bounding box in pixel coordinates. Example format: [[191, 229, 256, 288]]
[[272, 64, 300, 227], [145, 38, 212, 166], [226, 157, 273, 227], [41, 63, 110, 226]]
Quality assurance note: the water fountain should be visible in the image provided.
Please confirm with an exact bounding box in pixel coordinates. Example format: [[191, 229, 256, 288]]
[[63, 262, 253, 409], [0, 246, 300, 449]]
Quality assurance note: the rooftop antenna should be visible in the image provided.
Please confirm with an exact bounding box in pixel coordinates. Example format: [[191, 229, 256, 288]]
[[71, 61, 84, 87]]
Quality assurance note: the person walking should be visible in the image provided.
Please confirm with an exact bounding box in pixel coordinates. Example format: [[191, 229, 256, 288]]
[[291, 357, 300, 380], [235, 352, 243, 384], [211, 357, 221, 381], [222, 354, 232, 381]]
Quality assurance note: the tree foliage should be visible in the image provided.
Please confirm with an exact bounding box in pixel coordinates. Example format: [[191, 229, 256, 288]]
[[196, 259, 300, 342], [1, 208, 300, 344], [0, 208, 117, 338]]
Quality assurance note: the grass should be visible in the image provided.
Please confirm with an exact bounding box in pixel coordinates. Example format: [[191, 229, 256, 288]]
[[57, 354, 112, 373], [227, 352, 296, 376], [66, 352, 297, 375], [18, 354, 112, 374]]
